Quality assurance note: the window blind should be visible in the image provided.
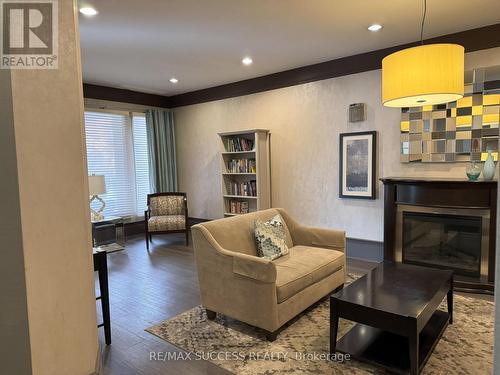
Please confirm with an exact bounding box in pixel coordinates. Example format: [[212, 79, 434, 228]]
[[85, 111, 135, 217], [84, 110, 151, 219], [132, 113, 150, 215]]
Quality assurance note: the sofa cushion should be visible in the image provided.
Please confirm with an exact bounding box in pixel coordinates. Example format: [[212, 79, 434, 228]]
[[148, 215, 185, 231], [254, 214, 289, 260], [274, 246, 344, 303], [199, 209, 293, 256]]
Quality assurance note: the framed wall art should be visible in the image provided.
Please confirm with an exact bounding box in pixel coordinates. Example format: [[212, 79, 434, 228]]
[[339, 131, 377, 199]]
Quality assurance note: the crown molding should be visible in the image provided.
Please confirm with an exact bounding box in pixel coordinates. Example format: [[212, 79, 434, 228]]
[[83, 83, 171, 108]]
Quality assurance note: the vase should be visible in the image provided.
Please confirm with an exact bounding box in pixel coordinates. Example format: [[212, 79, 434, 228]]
[[482, 151, 496, 181], [466, 162, 481, 181]]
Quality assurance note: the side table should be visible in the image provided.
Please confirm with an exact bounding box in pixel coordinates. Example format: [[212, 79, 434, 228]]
[[93, 249, 111, 345], [91, 216, 125, 253]]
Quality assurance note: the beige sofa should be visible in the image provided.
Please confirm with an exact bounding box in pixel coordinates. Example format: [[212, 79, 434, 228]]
[[191, 208, 346, 341]]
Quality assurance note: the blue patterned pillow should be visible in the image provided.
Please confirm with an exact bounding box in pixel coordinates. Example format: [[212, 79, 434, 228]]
[[254, 214, 289, 260]]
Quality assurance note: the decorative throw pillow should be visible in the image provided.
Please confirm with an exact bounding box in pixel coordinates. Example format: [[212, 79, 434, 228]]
[[254, 214, 289, 260]]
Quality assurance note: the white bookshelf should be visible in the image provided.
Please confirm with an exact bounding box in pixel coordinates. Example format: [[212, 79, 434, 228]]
[[222, 173, 256, 176], [218, 129, 271, 217], [221, 151, 256, 155]]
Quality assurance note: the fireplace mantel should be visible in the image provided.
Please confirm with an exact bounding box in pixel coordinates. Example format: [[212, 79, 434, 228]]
[[381, 177, 497, 291], [381, 177, 498, 184]]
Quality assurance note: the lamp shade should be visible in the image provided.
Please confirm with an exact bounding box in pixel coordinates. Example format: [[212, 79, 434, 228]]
[[88, 175, 106, 195], [382, 44, 464, 107]]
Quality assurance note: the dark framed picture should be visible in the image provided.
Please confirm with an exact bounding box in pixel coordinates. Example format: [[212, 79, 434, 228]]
[[339, 131, 377, 199]]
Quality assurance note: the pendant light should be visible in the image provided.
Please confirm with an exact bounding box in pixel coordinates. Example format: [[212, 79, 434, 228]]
[[382, 0, 464, 107]]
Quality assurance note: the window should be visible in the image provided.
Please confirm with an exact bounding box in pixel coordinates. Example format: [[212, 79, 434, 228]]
[[84, 110, 150, 218]]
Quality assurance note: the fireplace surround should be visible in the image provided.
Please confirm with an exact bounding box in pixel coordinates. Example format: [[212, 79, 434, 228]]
[[396, 205, 489, 278], [381, 177, 497, 292]]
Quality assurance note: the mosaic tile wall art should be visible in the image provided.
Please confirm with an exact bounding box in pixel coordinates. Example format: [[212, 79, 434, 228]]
[[400, 67, 500, 163]]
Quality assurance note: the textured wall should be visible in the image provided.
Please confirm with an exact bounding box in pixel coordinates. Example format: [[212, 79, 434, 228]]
[[175, 47, 500, 242]]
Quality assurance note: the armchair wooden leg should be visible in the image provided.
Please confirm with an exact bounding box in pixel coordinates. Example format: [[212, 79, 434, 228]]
[[265, 330, 278, 342], [185, 229, 189, 246], [206, 309, 216, 320], [145, 230, 149, 251]]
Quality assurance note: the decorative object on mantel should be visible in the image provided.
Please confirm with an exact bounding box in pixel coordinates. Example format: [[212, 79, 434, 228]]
[[399, 66, 500, 163], [466, 162, 481, 181], [339, 131, 376, 199], [88, 174, 106, 221], [382, 0, 464, 107], [483, 150, 497, 180]]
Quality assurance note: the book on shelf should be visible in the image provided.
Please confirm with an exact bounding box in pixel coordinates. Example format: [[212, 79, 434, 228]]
[[228, 180, 257, 197], [226, 158, 256, 173], [226, 137, 254, 152], [241, 201, 249, 213], [229, 200, 249, 214]]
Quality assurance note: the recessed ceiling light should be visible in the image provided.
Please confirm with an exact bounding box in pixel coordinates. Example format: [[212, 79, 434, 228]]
[[368, 24, 383, 32], [169, 78, 179, 84], [242, 57, 253, 66], [80, 7, 98, 16]]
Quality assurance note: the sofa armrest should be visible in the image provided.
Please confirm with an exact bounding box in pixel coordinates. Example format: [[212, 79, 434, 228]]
[[192, 225, 277, 283], [191, 224, 280, 332], [292, 225, 346, 252], [231, 251, 277, 283]]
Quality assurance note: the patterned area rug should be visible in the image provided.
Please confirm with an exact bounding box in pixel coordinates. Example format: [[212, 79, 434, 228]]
[[146, 274, 494, 374]]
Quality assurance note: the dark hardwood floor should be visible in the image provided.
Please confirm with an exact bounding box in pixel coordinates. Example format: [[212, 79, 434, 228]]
[[95, 233, 490, 374], [95, 233, 234, 375]]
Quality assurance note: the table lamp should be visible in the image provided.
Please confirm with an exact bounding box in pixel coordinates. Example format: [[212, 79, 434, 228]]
[[89, 174, 106, 221]]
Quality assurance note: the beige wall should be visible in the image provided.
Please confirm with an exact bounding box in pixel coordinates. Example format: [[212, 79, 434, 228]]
[[0, 67, 33, 375], [175, 47, 500, 242], [0, 1, 98, 374]]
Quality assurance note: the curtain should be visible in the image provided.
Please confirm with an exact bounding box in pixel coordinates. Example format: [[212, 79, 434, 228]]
[[145, 109, 178, 193]]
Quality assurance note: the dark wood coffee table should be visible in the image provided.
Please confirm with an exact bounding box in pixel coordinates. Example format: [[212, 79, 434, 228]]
[[330, 262, 453, 375]]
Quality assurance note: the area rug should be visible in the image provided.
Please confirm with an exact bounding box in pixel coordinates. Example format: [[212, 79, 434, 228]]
[[146, 274, 494, 374]]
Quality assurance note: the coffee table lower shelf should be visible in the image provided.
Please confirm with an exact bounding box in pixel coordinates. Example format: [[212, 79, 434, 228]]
[[336, 310, 449, 375]]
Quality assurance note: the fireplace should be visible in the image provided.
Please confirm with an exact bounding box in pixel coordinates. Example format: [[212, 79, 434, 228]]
[[381, 177, 497, 292], [395, 205, 489, 279]]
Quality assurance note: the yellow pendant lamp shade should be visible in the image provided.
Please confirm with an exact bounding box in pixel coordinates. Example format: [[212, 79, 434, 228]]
[[382, 43, 464, 107]]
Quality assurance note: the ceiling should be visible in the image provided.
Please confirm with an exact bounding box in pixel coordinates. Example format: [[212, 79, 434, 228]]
[[79, 0, 500, 96]]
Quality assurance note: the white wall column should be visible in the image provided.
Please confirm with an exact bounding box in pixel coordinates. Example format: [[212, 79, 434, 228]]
[[0, 1, 98, 373]]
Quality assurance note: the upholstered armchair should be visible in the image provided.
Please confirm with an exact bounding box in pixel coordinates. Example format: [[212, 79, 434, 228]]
[[145, 192, 189, 249], [191, 208, 346, 341]]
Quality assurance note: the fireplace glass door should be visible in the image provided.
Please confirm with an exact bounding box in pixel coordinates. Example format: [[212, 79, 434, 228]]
[[402, 212, 482, 277]]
